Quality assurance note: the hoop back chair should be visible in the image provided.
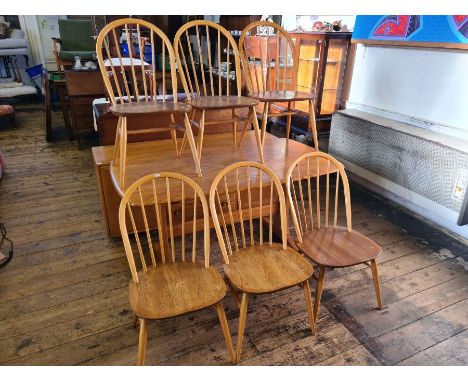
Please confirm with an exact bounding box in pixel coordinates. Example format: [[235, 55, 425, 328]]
[[119, 172, 235, 365], [96, 18, 201, 189], [209, 161, 315, 363], [174, 20, 264, 168], [286, 152, 383, 330], [239, 21, 319, 150]]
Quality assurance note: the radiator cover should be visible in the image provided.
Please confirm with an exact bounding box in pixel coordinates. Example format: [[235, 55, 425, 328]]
[[329, 109, 468, 233]]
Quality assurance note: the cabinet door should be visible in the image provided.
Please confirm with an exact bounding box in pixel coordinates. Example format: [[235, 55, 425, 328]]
[[294, 35, 322, 113], [320, 38, 349, 115]]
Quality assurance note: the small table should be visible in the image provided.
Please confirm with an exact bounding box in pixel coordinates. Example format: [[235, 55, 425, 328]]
[[44, 73, 72, 141]]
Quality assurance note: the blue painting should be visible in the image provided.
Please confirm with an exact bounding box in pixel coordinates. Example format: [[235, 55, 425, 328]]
[[353, 15, 468, 44]]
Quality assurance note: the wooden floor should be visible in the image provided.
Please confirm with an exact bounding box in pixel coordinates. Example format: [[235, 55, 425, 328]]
[[0, 105, 467, 366]]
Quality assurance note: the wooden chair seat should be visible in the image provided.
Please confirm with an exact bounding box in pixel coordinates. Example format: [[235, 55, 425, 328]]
[[129, 262, 227, 320], [223, 243, 313, 294], [248, 90, 317, 102], [297, 226, 382, 268], [187, 96, 259, 110], [109, 101, 192, 117]]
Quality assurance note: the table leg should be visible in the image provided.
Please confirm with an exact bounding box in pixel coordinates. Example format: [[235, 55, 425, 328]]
[[57, 86, 73, 141]]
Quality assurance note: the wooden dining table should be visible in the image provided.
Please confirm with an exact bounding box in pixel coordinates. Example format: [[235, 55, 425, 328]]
[[92, 130, 337, 246]]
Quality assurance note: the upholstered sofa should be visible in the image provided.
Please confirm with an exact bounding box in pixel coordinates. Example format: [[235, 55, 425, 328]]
[[0, 17, 29, 63]]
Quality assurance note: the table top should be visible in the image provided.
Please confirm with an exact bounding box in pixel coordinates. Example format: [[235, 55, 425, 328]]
[[93, 131, 335, 203]]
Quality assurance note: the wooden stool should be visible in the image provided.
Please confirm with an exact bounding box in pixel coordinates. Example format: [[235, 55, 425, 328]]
[[0, 104, 15, 128]]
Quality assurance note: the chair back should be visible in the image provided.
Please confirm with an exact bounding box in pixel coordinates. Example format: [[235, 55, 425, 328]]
[[119, 172, 210, 284], [174, 20, 242, 98], [286, 152, 352, 243], [209, 161, 288, 264], [96, 18, 178, 106], [59, 19, 96, 51], [239, 21, 297, 94]]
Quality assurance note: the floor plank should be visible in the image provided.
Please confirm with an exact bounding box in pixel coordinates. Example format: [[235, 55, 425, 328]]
[[0, 106, 467, 366]]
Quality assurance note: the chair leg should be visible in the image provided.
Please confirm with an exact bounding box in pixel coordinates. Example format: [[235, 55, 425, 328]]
[[178, 109, 195, 156], [236, 292, 249, 363], [250, 107, 264, 164], [113, 117, 122, 163], [170, 128, 179, 158], [308, 99, 319, 151], [313, 266, 326, 329], [215, 301, 236, 364], [183, 113, 202, 177], [237, 107, 254, 146], [137, 318, 147, 366], [260, 102, 269, 146], [232, 109, 237, 147], [170, 114, 179, 158], [133, 314, 139, 329], [119, 116, 128, 189], [225, 276, 241, 307], [370, 259, 383, 309], [197, 110, 205, 163], [302, 280, 316, 335], [178, 132, 187, 156], [286, 113, 292, 145]]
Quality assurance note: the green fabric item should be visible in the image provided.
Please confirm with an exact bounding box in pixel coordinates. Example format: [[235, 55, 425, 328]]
[[59, 50, 95, 61], [58, 19, 95, 52]]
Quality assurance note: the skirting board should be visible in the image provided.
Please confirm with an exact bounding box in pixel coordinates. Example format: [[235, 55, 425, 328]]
[[337, 157, 468, 240]]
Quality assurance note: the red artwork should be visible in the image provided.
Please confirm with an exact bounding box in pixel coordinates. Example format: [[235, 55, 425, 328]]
[[453, 15, 468, 25], [372, 15, 421, 39], [452, 15, 468, 38]]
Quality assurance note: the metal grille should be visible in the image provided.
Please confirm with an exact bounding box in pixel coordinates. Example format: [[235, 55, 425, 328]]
[[329, 111, 468, 213]]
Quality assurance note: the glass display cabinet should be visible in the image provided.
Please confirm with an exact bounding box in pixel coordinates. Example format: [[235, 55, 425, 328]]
[[239, 30, 353, 141], [289, 31, 353, 139]]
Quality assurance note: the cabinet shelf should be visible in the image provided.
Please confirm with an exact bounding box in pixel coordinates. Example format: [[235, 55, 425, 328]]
[[298, 58, 345, 64]]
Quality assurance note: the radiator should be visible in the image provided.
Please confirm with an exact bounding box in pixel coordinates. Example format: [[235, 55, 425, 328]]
[[329, 109, 468, 238]]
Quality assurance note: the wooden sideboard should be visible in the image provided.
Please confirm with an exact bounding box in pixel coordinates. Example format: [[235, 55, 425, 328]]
[[64, 69, 106, 148]]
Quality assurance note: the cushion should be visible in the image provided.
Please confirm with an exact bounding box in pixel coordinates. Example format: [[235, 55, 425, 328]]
[[0, 105, 14, 115], [0, 38, 28, 49], [0, 48, 28, 56], [59, 50, 95, 61], [8, 29, 25, 39], [0, 85, 37, 98], [58, 19, 95, 52], [0, 81, 22, 89]]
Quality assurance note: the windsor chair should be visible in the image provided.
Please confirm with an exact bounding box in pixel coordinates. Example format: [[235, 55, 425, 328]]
[[119, 172, 235, 365], [286, 152, 383, 330], [239, 21, 319, 149], [209, 161, 315, 363], [96, 18, 201, 190], [174, 20, 265, 169]]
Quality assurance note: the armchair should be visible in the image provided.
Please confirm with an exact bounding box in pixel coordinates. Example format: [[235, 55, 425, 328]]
[[52, 19, 97, 78]]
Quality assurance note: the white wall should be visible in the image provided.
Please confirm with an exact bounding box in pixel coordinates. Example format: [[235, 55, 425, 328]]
[[36, 16, 67, 71], [347, 45, 468, 140]]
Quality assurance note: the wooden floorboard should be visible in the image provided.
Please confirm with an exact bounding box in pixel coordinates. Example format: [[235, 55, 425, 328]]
[[0, 106, 467, 365]]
